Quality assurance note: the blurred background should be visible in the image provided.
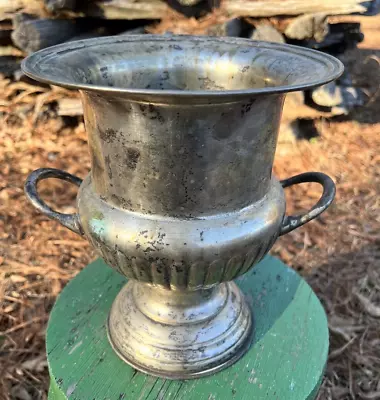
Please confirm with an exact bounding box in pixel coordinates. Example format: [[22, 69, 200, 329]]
[[0, 1, 379, 399]]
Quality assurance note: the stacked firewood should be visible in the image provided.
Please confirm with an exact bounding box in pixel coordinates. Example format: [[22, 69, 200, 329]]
[[1, 0, 378, 119]]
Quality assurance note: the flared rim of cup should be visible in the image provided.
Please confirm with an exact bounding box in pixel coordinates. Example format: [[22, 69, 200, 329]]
[[22, 34, 344, 101]]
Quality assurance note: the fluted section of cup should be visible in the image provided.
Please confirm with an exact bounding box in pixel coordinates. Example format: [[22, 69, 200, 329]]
[[98, 233, 278, 290], [78, 176, 285, 290]]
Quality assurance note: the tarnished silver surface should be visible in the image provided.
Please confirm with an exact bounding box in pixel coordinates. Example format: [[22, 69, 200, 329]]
[[108, 281, 252, 379], [23, 35, 342, 379]]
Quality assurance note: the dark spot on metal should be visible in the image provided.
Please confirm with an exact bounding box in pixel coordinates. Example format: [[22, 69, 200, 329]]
[[111, 194, 132, 209], [175, 265, 183, 273], [105, 155, 112, 179], [125, 147, 140, 170], [100, 66, 108, 79], [198, 77, 224, 90], [241, 101, 255, 117], [99, 128, 118, 143], [139, 104, 164, 123]]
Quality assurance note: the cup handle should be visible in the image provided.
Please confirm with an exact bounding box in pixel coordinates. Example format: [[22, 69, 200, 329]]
[[279, 172, 336, 236], [24, 168, 84, 235]]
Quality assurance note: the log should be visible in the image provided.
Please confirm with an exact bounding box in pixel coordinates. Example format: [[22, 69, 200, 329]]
[[282, 91, 335, 120], [0, 45, 23, 57], [0, 0, 46, 19], [2, 0, 375, 20], [0, 20, 12, 45], [173, 0, 203, 5], [0, 55, 21, 77], [11, 14, 91, 53], [311, 81, 344, 107], [284, 13, 328, 42], [166, 0, 211, 18], [251, 23, 285, 43], [57, 97, 83, 116], [310, 71, 364, 113], [207, 18, 242, 37], [12, 13, 35, 28], [300, 22, 364, 54], [1, 0, 168, 20], [45, 0, 77, 13], [81, 0, 170, 20], [223, 0, 373, 17], [366, 0, 380, 15], [64, 26, 109, 42], [282, 83, 363, 121]]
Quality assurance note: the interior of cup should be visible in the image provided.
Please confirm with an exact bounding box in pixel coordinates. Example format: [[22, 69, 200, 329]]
[[22, 35, 343, 94]]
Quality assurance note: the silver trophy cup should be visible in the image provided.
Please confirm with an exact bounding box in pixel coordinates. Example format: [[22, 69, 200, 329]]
[[23, 35, 342, 379]]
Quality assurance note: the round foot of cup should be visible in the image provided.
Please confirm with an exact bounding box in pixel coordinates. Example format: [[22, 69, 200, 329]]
[[107, 281, 253, 379]]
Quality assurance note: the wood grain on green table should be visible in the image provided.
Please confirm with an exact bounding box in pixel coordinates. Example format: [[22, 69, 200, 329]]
[[47, 256, 328, 400]]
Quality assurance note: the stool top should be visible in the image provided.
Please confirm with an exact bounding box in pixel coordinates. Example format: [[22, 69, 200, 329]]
[[47, 256, 328, 400]]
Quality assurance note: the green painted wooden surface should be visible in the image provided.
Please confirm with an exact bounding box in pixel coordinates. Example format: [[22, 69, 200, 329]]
[[47, 256, 328, 400]]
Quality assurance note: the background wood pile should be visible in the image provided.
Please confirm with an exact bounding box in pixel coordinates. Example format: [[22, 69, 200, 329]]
[[1, 0, 379, 121]]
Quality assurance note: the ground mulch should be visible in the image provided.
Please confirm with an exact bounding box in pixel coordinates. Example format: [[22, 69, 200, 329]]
[[0, 43, 379, 399]]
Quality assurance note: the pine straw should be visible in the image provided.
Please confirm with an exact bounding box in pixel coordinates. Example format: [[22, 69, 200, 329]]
[[0, 80, 94, 400], [0, 51, 379, 399]]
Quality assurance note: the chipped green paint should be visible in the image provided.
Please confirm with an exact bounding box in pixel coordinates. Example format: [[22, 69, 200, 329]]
[[47, 256, 328, 400]]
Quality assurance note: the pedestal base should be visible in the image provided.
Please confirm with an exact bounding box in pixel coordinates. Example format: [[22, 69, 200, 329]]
[[108, 281, 252, 379], [47, 256, 328, 400]]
